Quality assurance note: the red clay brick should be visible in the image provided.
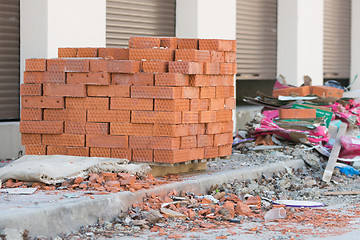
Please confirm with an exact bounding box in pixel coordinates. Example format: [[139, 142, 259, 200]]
[[199, 111, 216, 123], [199, 39, 232, 51], [220, 63, 237, 74], [191, 147, 205, 160], [90, 59, 140, 73], [21, 96, 64, 109], [132, 111, 182, 124], [25, 145, 46, 155], [203, 62, 220, 74], [153, 124, 189, 137], [23, 71, 65, 84], [197, 135, 214, 147], [214, 133, 233, 146], [209, 98, 225, 110], [182, 111, 199, 124], [111, 149, 132, 160], [25, 59, 46, 72], [216, 110, 232, 122], [189, 99, 208, 111], [110, 123, 153, 136], [21, 134, 41, 145], [219, 144, 232, 157], [87, 110, 130, 123], [155, 73, 189, 86], [205, 123, 222, 134], [47, 146, 67, 155], [87, 85, 130, 97], [132, 149, 153, 162], [129, 49, 174, 61], [216, 86, 234, 98], [182, 87, 199, 99], [129, 37, 160, 49], [110, 98, 153, 111], [272, 86, 311, 98], [180, 136, 197, 149], [189, 75, 211, 87], [85, 122, 109, 135], [154, 99, 189, 111], [47, 146, 66, 156], [217, 75, 235, 86], [21, 108, 42, 121], [279, 108, 316, 119], [130, 136, 180, 150], [58, 48, 77, 58], [20, 121, 64, 134], [66, 97, 109, 110], [20, 84, 42, 96], [200, 87, 215, 99], [209, 51, 225, 62], [42, 134, 85, 146], [224, 51, 236, 63], [222, 121, 233, 133], [189, 123, 205, 135], [231, 40, 237, 51], [47, 59, 90, 72], [44, 109, 86, 122], [65, 122, 86, 135], [131, 86, 182, 99], [154, 149, 191, 163], [311, 86, 344, 98], [205, 146, 219, 159], [76, 48, 98, 57], [67, 147, 89, 157], [86, 135, 128, 148], [175, 49, 210, 62], [112, 73, 154, 86], [224, 98, 236, 109], [67, 72, 111, 85], [142, 61, 168, 73], [98, 48, 129, 60], [168, 61, 203, 74], [90, 147, 111, 158], [177, 39, 198, 50], [43, 84, 86, 97], [160, 37, 178, 49]]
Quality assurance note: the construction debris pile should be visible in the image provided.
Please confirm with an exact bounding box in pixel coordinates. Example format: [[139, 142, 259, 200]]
[[240, 77, 360, 166], [20, 36, 236, 164], [56, 164, 360, 240]]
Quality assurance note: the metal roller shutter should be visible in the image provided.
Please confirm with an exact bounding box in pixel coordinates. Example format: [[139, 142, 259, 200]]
[[236, 0, 277, 80], [323, 0, 351, 79], [0, 0, 20, 120], [106, 0, 176, 48]]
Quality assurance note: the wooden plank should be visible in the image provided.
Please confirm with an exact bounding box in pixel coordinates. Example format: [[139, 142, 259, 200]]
[[322, 122, 348, 183], [324, 190, 360, 196]]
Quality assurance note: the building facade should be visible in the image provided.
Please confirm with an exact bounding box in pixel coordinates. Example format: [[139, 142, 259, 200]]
[[0, 0, 359, 158]]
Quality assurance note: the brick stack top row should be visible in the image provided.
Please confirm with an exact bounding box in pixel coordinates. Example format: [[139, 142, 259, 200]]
[[20, 37, 236, 164]]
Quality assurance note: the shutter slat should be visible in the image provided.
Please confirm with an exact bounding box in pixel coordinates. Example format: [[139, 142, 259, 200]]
[[0, 0, 20, 120], [106, 0, 176, 48], [236, 0, 277, 80], [323, 0, 351, 79]]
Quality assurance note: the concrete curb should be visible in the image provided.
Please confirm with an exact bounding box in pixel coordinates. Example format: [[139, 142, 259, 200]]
[[0, 159, 305, 237]]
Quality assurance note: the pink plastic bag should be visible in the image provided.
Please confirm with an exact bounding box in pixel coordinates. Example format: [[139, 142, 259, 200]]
[[339, 136, 360, 159]]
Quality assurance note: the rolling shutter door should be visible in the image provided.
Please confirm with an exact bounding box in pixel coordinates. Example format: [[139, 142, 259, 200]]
[[236, 0, 277, 80], [0, 0, 20, 120], [106, 0, 176, 48], [323, 0, 351, 79]]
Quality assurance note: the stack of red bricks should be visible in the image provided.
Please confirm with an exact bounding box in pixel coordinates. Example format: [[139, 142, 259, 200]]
[[20, 37, 236, 164]]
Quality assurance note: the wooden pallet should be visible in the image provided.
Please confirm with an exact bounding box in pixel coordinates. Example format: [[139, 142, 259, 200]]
[[148, 157, 226, 177]]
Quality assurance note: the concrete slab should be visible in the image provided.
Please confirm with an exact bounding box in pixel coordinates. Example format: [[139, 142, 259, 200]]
[[0, 159, 305, 238]]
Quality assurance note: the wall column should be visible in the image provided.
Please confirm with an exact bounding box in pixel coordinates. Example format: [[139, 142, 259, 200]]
[[277, 0, 324, 86]]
